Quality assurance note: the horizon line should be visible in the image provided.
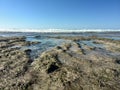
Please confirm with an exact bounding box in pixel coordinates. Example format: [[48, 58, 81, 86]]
[[0, 28, 120, 33]]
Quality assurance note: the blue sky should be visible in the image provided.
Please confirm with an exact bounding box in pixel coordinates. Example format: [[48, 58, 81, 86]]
[[0, 0, 120, 29]]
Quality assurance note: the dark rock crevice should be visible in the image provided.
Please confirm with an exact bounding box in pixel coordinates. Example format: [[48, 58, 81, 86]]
[[47, 63, 59, 73]]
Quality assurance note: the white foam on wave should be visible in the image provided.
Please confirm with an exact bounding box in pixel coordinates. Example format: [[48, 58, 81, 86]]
[[0, 28, 120, 33]]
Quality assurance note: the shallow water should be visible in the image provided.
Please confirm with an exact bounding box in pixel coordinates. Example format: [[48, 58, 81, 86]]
[[24, 37, 68, 59], [0, 32, 120, 39], [77, 40, 104, 49], [0, 32, 120, 58]]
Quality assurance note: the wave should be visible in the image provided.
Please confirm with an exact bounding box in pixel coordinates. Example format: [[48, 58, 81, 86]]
[[0, 28, 120, 32]]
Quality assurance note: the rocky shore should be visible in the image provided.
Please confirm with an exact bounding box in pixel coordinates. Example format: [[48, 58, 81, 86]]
[[0, 35, 120, 90]]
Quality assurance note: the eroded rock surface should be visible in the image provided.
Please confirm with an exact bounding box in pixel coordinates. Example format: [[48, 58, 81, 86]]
[[30, 41, 120, 90], [0, 36, 120, 90]]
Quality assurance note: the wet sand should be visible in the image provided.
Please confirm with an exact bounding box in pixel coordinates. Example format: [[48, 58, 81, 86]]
[[0, 33, 120, 90]]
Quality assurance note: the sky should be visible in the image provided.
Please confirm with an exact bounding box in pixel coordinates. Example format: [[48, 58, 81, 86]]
[[0, 0, 120, 29]]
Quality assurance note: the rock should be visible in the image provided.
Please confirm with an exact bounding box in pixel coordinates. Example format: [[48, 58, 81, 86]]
[[0, 36, 120, 90], [31, 41, 41, 45], [24, 49, 32, 55], [115, 59, 120, 64], [35, 35, 42, 38]]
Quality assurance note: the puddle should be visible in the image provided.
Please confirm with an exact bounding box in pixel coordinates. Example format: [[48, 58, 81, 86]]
[[77, 40, 104, 48], [21, 36, 68, 59]]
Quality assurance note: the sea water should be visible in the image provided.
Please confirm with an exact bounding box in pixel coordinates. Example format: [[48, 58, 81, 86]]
[[0, 32, 120, 58]]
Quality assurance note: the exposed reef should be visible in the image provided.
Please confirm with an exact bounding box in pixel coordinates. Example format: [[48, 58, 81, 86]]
[[0, 35, 120, 90]]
